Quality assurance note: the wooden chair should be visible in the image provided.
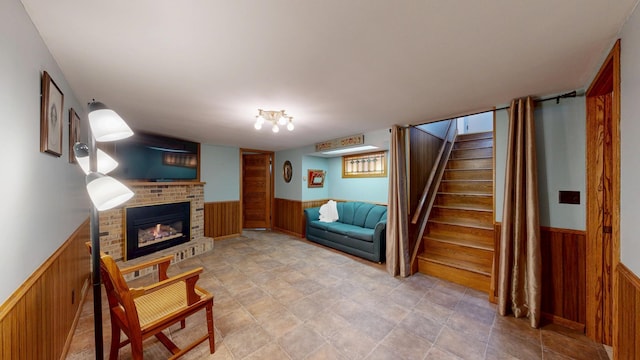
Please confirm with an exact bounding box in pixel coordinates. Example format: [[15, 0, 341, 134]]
[[90, 246, 215, 359]]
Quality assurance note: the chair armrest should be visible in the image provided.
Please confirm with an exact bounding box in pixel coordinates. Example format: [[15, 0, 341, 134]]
[[131, 267, 204, 305], [87, 241, 174, 281], [119, 255, 175, 281]]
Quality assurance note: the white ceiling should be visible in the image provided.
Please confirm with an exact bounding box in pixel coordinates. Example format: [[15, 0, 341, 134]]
[[20, 0, 638, 152]]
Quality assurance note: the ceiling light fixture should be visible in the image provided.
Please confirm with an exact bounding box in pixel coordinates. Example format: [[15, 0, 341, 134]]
[[254, 109, 294, 133]]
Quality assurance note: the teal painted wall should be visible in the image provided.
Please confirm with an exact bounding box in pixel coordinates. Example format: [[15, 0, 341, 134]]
[[302, 155, 329, 200], [620, 4, 640, 274], [494, 96, 586, 231], [275, 147, 306, 200], [327, 156, 388, 204], [201, 144, 240, 201], [275, 129, 390, 204]]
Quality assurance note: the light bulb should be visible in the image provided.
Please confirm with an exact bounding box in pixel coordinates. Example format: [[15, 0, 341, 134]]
[[278, 115, 287, 126], [272, 124, 279, 133], [254, 121, 262, 130], [287, 119, 294, 131]]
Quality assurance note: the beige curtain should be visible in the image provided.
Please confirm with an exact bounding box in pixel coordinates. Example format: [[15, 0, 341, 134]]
[[386, 125, 410, 277], [498, 97, 542, 328]]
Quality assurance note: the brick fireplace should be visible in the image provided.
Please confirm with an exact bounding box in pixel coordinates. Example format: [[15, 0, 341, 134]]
[[99, 182, 213, 272]]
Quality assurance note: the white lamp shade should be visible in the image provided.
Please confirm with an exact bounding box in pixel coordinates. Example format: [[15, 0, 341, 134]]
[[272, 124, 279, 133], [287, 120, 294, 131], [86, 173, 134, 211], [76, 148, 119, 175], [88, 102, 133, 142], [277, 116, 287, 126]]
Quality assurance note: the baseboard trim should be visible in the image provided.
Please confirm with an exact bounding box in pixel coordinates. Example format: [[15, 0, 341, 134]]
[[272, 227, 303, 238], [541, 312, 585, 332], [214, 233, 242, 240]]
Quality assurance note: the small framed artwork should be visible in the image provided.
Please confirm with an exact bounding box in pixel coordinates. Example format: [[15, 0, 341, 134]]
[[307, 169, 326, 188], [68, 108, 81, 163], [283, 160, 293, 183], [40, 71, 64, 156]]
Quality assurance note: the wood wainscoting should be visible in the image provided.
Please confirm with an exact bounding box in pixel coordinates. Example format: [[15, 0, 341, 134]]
[[616, 263, 640, 359], [0, 219, 90, 360], [493, 223, 586, 329], [273, 198, 328, 237], [204, 201, 242, 239]]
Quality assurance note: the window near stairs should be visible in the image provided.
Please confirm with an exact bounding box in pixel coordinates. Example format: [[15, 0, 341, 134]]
[[342, 151, 387, 178]]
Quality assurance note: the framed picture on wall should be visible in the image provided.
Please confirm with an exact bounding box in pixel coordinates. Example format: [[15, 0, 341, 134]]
[[68, 108, 81, 163], [307, 169, 325, 188], [40, 71, 64, 157]]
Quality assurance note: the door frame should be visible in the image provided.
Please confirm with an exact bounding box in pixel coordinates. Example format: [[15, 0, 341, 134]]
[[585, 39, 620, 346], [240, 148, 275, 229]]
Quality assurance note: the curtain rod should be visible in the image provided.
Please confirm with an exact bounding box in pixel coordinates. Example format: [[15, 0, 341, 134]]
[[493, 90, 581, 113], [405, 90, 583, 129], [449, 90, 582, 121]]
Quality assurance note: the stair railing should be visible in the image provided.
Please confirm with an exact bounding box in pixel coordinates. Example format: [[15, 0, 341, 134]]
[[409, 120, 458, 269]]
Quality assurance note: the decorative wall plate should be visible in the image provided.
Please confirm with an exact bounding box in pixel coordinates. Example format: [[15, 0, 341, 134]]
[[283, 160, 293, 183]]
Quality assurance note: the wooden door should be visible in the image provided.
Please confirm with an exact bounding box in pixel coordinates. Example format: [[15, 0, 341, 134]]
[[242, 152, 272, 229], [586, 40, 620, 346]]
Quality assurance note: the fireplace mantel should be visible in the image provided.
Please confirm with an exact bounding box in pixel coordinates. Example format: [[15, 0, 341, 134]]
[[99, 182, 213, 265], [125, 181, 206, 186]]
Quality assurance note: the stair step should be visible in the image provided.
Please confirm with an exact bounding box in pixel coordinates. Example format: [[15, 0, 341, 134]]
[[427, 221, 494, 242], [424, 239, 493, 269], [451, 147, 492, 159], [430, 207, 493, 228], [433, 204, 491, 213], [435, 193, 493, 210], [439, 180, 492, 194], [428, 218, 493, 231], [447, 157, 493, 170], [456, 131, 493, 141], [454, 138, 493, 150], [424, 233, 493, 251], [443, 168, 492, 180], [417, 256, 491, 293]]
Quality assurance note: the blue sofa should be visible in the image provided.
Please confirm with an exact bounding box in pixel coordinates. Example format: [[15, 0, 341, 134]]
[[304, 201, 387, 263]]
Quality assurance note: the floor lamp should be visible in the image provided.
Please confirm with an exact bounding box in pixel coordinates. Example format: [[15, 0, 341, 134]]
[[73, 101, 134, 359]]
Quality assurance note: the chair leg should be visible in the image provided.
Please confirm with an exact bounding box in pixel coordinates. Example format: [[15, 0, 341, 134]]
[[206, 302, 215, 354], [109, 325, 121, 360], [180, 319, 186, 329], [130, 339, 144, 360]]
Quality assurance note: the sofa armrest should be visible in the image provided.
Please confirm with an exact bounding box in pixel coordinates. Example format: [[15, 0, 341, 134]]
[[304, 207, 320, 222], [374, 221, 387, 243]]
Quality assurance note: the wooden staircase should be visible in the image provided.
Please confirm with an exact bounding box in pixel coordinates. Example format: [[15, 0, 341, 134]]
[[417, 131, 494, 293]]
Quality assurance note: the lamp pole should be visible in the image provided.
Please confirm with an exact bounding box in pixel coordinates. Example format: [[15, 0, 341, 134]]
[[77, 100, 134, 359], [88, 127, 104, 360]]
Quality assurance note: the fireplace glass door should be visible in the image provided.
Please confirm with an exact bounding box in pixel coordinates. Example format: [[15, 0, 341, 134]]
[[125, 201, 191, 260]]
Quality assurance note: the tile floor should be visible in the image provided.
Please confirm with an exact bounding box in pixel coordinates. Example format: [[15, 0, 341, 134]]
[[66, 231, 609, 360]]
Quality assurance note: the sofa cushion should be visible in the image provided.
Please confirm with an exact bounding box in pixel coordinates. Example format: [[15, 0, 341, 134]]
[[323, 222, 357, 235], [364, 206, 387, 229], [308, 220, 332, 231], [321, 223, 373, 242], [344, 227, 375, 242], [353, 203, 375, 227], [337, 202, 354, 224]]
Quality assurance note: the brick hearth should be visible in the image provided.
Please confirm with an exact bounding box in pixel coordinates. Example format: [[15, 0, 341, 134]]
[[98, 182, 213, 268]]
